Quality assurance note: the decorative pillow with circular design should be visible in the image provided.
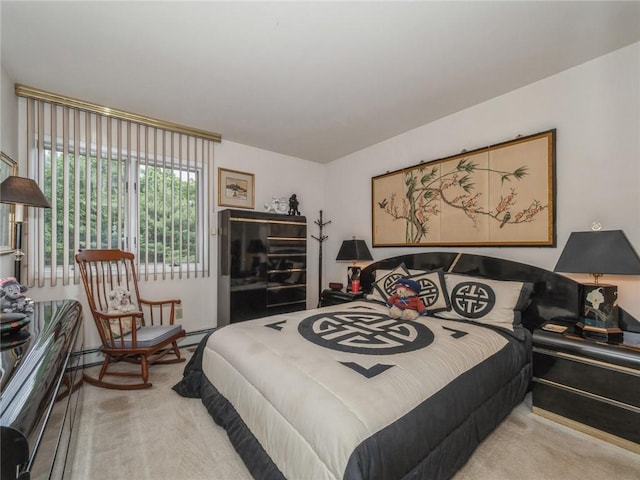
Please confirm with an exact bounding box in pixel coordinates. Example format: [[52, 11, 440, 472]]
[[366, 264, 410, 304], [406, 269, 450, 313], [435, 273, 533, 335]]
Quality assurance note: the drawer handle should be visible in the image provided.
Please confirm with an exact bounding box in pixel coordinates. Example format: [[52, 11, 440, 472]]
[[533, 347, 640, 377], [533, 377, 640, 414]]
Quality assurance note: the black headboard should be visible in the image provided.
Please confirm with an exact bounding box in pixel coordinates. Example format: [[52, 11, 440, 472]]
[[360, 252, 640, 333]]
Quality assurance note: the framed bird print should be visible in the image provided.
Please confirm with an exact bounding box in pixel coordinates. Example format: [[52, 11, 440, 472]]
[[218, 168, 255, 209], [371, 129, 556, 247]]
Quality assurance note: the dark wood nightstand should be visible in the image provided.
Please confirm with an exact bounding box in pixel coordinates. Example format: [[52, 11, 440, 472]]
[[532, 324, 640, 453], [320, 289, 365, 307]]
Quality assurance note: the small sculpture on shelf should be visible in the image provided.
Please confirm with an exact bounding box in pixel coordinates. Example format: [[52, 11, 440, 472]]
[[264, 196, 288, 213], [0, 277, 33, 313], [288, 194, 300, 216]]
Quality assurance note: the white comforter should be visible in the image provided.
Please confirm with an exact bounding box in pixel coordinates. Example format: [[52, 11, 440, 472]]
[[201, 301, 513, 479]]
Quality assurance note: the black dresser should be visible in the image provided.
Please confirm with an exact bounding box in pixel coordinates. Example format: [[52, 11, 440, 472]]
[[532, 325, 640, 453], [1, 300, 83, 480], [218, 209, 307, 325]]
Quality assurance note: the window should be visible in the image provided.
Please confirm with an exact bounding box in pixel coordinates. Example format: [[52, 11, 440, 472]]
[[19, 89, 219, 286]]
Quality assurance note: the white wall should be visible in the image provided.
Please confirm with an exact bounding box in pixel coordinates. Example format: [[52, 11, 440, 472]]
[[1, 66, 19, 156], [0, 65, 19, 279], [324, 43, 640, 320]]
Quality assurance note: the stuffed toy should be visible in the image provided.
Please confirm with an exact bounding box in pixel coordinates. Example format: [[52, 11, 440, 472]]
[[0, 277, 33, 313], [107, 286, 138, 313], [387, 277, 426, 321]]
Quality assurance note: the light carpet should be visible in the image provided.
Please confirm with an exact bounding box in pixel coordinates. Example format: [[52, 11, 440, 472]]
[[70, 353, 640, 479]]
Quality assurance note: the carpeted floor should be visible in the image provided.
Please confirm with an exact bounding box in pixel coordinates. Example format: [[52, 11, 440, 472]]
[[70, 353, 640, 479]]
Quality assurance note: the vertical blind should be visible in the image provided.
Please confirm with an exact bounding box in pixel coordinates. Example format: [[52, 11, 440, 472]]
[[19, 88, 219, 287]]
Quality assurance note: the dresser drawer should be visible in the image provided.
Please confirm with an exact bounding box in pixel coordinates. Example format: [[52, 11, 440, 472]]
[[532, 382, 640, 444], [533, 349, 640, 407], [531, 328, 640, 453]]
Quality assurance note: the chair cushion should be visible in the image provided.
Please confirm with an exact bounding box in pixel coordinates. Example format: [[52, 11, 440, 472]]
[[108, 324, 184, 348]]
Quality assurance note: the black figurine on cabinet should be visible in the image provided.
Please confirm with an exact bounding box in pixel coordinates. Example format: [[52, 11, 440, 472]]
[[288, 194, 300, 216]]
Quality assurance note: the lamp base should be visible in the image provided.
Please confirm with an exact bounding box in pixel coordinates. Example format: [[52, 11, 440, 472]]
[[577, 283, 621, 343], [13, 221, 23, 283], [575, 322, 624, 344], [346, 266, 361, 292]]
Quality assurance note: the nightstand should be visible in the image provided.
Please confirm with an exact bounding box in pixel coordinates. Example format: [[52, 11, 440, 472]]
[[320, 289, 365, 307], [532, 324, 640, 453]]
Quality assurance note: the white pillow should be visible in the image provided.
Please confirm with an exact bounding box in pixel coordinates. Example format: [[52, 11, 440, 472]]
[[407, 269, 450, 313], [367, 264, 410, 303], [435, 273, 533, 334]]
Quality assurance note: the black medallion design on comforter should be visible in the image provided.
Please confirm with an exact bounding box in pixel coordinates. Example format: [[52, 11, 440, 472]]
[[174, 301, 531, 480]]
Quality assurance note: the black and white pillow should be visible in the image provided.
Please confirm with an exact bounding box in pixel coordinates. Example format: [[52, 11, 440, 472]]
[[407, 269, 450, 313], [435, 273, 533, 334], [367, 264, 410, 304]]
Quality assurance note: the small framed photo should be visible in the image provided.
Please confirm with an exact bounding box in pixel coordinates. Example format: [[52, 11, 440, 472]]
[[218, 168, 255, 209]]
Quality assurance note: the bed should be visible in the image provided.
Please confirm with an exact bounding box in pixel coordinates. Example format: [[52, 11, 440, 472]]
[[174, 252, 637, 479]]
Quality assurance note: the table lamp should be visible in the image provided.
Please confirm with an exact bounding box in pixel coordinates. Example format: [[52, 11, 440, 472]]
[[554, 228, 640, 342], [336, 237, 373, 292], [0, 175, 51, 283]]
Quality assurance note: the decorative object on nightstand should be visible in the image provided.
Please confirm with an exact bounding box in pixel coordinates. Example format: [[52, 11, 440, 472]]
[[0, 175, 51, 282], [554, 227, 640, 343], [336, 237, 373, 292]]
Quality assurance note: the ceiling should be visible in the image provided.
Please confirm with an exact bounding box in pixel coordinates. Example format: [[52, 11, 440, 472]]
[[2, 1, 639, 163]]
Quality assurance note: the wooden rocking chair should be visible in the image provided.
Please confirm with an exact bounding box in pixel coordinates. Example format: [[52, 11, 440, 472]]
[[75, 249, 186, 389]]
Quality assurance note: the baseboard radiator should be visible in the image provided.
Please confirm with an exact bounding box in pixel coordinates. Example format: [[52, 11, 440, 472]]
[[72, 328, 215, 371]]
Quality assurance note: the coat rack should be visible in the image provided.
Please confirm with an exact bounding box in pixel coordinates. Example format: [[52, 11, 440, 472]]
[[311, 210, 330, 307]]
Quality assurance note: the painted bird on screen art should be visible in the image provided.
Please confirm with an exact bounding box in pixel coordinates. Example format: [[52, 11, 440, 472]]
[[499, 211, 511, 228]]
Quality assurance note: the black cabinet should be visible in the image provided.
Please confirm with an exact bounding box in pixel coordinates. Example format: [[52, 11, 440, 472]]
[[532, 326, 640, 453], [218, 209, 307, 325], [1, 300, 83, 479]]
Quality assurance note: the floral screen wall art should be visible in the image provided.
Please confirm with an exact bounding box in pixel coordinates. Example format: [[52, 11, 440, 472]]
[[372, 130, 556, 247]]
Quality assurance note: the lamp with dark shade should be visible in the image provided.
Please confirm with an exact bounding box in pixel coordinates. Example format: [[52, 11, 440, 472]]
[[336, 237, 373, 292], [0, 175, 51, 283], [554, 229, 640, 342]]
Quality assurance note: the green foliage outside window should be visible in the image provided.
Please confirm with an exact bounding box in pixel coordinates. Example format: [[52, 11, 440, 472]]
[[43, 150, 199, 269], [138, 164, 199, 265]]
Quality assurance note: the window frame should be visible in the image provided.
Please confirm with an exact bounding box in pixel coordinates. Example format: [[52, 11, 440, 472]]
[[39, 142, 207, 280]]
